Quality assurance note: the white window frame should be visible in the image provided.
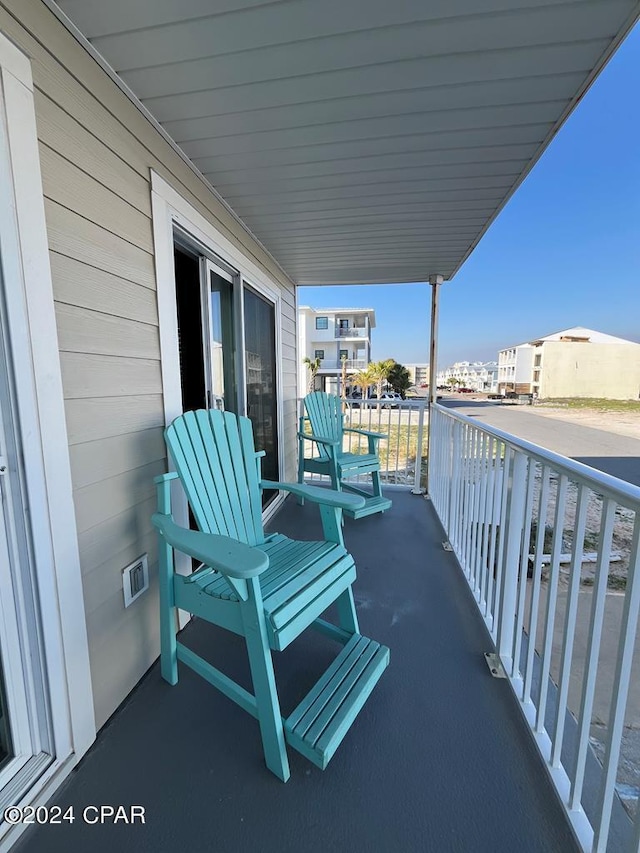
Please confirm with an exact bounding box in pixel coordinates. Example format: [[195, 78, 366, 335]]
[[150, 171, 286, 549], [0, 31, 95, 842]]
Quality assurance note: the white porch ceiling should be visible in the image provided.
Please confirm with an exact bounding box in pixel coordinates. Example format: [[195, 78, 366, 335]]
[[55, 0, 639, 285]]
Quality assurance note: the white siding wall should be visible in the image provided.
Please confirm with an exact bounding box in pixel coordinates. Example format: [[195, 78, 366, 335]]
[[1, 0, 297, 728]]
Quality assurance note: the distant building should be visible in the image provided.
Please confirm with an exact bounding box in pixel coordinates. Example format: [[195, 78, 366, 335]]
[[298, 306, 375, 394], [437, 361, 498, 392], [405, 363, 430, 386], [497, 327, 640, 399]]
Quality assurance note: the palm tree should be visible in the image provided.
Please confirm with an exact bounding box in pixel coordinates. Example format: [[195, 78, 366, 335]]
[[368, 359, 395, 403], [340, 353, 348, 400], [352, 367, 374, 399], [302, 356, 321, 394], [387, 361, 412, 397]]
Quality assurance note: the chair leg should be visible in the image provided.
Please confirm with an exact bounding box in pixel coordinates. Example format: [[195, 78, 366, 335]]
[[242, 580, 290, 782], [371, 468, 383, 499], [336, 586, 359, 635], [158, 541, 178, 685], [297, 438, 305, 505], [329, 455, 341, 491]]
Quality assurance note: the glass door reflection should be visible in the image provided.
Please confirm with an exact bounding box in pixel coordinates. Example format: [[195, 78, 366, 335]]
[[243, 285, 279, 504]]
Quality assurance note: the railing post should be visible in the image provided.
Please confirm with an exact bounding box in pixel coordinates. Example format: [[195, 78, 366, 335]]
[[412, 400, 427, 494], [496, 452, 528, 668], [425, 274, 443, 495]]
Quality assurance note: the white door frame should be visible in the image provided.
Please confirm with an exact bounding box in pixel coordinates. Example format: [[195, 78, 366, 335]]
[[0, 32, 95, 842], [150, 171, 286, 526]]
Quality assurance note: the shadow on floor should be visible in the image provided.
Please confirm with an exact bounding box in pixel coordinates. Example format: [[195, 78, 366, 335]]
[[13, 492, 578, 853]]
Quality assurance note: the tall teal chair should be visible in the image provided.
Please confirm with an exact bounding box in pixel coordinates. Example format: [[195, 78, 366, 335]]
[[298, 392, 392, 518], [152, 409, 389, 782]]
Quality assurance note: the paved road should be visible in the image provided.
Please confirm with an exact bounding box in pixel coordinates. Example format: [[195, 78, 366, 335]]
[[442, 399, 640, 487]]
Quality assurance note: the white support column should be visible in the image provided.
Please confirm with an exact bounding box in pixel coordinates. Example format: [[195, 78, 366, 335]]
[[425, 274, 444, 496]]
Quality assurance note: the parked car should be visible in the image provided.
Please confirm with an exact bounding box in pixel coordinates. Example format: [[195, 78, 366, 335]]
[[365, 392, 402, 408], [458, 387, 475, 393]]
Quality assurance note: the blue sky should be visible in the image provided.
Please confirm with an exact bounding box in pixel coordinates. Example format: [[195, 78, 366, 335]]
[[300, 24, 640, 368]]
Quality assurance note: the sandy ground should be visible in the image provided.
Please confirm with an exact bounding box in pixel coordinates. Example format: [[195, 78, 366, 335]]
[[530, 404, 640, 441]]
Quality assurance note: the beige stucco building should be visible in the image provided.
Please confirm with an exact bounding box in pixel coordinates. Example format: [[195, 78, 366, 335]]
[[498, 327, 640, 399]]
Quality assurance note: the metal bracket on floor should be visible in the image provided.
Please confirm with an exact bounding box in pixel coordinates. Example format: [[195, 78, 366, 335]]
[[484, 652, 507, 678], [442, 541, 453, 552]]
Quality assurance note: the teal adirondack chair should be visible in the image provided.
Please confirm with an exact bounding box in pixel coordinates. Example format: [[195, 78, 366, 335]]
[[152, 409, 389, 782], [298, 392, 392, 518]]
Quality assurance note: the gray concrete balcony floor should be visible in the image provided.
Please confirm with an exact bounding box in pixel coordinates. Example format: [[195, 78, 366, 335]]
[[15, 491, 578, 853]]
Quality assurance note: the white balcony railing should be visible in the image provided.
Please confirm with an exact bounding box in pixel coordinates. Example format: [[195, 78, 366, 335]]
[[336, 327, 367, 338], [300, 398, 428, 491], [429, 403, 640, 853], [318, 359, 367, 370]]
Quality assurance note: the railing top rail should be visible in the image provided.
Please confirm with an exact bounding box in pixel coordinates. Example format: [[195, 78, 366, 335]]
[[432, 402, 640, 510]]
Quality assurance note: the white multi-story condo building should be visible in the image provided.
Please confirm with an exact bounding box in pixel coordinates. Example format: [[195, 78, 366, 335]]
[[405, 363, 430, 387], [298, 306, 375, 394], [498, 327, 640, 398], [437, 361, 498, 391]]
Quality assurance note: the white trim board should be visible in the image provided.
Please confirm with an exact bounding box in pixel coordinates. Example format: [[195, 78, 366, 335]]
[[150, 171, 287, 565], [0, 29, 95, 824]]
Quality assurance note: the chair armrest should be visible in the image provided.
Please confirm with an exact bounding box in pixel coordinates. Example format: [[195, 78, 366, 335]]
[[152, 514, 268, 578], [297, 432, 340, 447], [260, 480, 365, 511], [344, 428, 388, 440], [154, 471, 180, 484]]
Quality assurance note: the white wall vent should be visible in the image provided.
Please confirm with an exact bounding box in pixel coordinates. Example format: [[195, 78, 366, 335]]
[[123, 555, 149, 607]]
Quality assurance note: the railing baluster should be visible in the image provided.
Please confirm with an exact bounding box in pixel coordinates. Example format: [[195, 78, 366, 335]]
[[480, 436, 495, 615], [491, 446, 512, 639], [524, 466, 551, 704], [512, 457, 536, 679], [471, 432, 486, 596], [449, 421, 461, 550], [592, 514, 640, 851], [462, 426, 475, 577], [570, 498, 616, 810], [551, 483, 588, 765], [536, 473, 568, 733], [485, 439, 503, 622], [497, 452, 528, 666]]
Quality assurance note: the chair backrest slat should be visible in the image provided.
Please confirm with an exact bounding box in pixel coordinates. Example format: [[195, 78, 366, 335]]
[[304, 393, 343, 460], [166, 409, 264, 546]]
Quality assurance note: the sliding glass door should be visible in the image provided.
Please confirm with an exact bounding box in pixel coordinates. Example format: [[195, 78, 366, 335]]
[[0, 300, 53, 809], [243, 285, 279, 503], [203, 260, 236, 412], [173, 241, 281, 506]]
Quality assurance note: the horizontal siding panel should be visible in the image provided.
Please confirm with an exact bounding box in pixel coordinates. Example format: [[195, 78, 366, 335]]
[[0, 0, 298, 730], [45, 200, 156, 288], [55, 303, 159, 359], [65, 395, 165, 445], [74, 459, 166, 533], [60, 352, 161, 399], [87, 574, 160, 729], [78, 496, 157, 575], [50, 253, 158, 325], [281, 315, 295, 337], [82, 530, 158, 616], [34, 89, 151, 207], [39, 143, 153, 252], [70, 428, 166, 490]]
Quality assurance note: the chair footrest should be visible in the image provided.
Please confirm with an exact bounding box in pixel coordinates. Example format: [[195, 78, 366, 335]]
[[343, 494, 392, 519], [284, 634, 389, 770]]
